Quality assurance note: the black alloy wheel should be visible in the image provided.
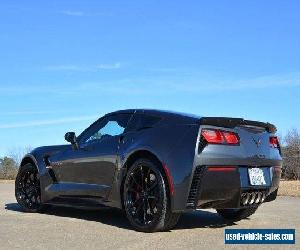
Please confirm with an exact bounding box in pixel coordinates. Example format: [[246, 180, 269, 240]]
[[15, 163, 42, 212], [123, 158, 181, 232]]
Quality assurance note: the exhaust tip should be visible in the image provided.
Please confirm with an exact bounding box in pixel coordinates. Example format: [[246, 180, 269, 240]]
[[261, 192, 266, 202], [255, 192, 262, 203], [241, 191, 267, 206], [241, 193, 250, 205], [249, 192, 256, 205]]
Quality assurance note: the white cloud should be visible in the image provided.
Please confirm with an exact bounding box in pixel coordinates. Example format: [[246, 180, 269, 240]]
[[44, 63, 121, 72], [75, 71, 300, 94], [0, 111, 49, 116], [60, 10, 113, 17], [171, 72, 300, 92], [44, 65, 88, 72], [0, 115, 99, 129], [60, 10, 85, 16], [0, 71, 299, 97], [96, 63, 121, 70]]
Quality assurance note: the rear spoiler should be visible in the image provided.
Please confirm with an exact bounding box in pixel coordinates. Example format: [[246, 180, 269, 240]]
[[200, 117, 277, 133]]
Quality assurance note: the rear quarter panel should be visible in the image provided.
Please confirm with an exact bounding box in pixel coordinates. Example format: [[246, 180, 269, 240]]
[[108, 123, 200, 210]]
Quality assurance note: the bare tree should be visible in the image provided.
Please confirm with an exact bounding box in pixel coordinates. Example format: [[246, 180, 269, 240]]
[[282, 128, 300, 180], [0, 157, 18, 179], [8, 146, 32, 167], [0, 146, 32, 179]]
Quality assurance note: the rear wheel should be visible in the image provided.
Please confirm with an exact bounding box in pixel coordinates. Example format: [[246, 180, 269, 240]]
[[123, 158, 180, 232], [216, 207, 258, 221], [15, 163, 43, 212]]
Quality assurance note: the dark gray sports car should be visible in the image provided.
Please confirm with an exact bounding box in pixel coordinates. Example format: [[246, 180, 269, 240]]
[[15, 109, 282, 232]]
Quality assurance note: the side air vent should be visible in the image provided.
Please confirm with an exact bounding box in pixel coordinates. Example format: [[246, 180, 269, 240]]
[[186, 166, 205, 208]]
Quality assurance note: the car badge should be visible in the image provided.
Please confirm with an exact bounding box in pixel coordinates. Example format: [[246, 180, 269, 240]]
[[252, 137, 262, 147]]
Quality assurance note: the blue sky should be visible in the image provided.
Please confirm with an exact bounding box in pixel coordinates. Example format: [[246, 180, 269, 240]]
[[0, 1, 299, 156]]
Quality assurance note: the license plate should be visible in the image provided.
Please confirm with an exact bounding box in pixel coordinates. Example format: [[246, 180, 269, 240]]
[[248, 168, 266, 186]]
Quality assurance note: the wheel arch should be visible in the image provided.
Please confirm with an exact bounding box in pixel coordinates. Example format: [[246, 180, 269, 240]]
[[20, 154, 39, 171], [120, 149, 173, 209]]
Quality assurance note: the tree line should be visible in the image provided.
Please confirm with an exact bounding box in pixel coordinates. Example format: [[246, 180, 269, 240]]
[[1, 129, 300, 180], [281, 128, 300, 180]]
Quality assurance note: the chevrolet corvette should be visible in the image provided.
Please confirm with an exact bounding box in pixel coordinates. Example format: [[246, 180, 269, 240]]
[[15, 109, 282, 232]]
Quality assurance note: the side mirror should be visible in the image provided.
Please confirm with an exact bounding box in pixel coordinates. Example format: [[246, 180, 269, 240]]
[[65, 132, 78, 149]]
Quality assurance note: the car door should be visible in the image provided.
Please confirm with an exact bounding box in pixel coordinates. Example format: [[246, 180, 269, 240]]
[[50, 113, 132, 198]]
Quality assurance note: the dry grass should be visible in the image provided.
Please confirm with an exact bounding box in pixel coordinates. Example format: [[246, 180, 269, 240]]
[[0, 179, 15, 183], [278, 180, 300, 197]]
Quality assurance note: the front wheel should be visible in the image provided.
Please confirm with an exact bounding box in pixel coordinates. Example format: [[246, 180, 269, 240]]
[[123, 158, 180, 232], [216, 207, 258, 221], [15, 163, 43, 212]]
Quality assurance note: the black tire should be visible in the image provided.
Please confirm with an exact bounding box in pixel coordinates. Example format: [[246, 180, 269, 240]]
[[216, 207, 258, 221], [123, 158, 180, 232], [164, 212, 181, 231], [15, 163, 43, 212]]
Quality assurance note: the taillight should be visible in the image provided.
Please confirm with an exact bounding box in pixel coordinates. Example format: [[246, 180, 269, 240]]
[[201, 129, 239, 145], [223, 131, 239, 144], [201, 129, 224, 144], [269, 136, 279, 148]]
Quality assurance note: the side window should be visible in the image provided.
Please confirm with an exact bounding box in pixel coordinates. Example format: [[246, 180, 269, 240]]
[[86, 114, 131, 143], [126, 114, 161, 132]]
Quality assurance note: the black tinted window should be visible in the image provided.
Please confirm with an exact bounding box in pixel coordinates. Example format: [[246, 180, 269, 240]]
[[126, 114, 161, 132]]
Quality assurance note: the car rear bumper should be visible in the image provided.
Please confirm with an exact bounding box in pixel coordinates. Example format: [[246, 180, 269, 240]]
[[185, 165, 281, 210]]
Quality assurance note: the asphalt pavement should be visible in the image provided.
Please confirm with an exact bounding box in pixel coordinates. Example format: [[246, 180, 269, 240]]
[[0, 183, 299, 250]]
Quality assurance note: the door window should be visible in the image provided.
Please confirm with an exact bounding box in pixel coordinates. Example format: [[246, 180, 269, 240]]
[[85, 114, 131, 143]]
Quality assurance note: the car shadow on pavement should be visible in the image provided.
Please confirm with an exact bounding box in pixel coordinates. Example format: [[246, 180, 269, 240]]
[[5, 203, 236, 231]]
